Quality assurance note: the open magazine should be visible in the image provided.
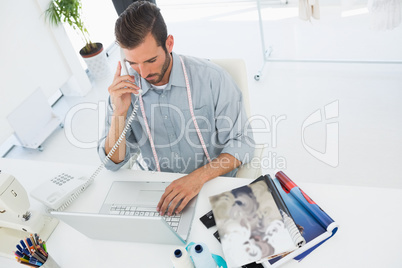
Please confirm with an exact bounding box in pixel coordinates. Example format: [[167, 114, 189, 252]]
[[204, 172, 338, 268], [261, 171, 339, 267], [209, 176, 305, 267]]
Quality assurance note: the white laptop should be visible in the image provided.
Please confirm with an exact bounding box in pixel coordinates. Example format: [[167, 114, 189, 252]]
[[51, 181, 197, 245]]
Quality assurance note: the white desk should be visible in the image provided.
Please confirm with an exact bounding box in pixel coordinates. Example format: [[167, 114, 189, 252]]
[[1, 158, 401, 268]]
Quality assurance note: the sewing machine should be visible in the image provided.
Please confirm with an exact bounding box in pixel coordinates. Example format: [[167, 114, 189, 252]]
[[0, 173, 58, 258]]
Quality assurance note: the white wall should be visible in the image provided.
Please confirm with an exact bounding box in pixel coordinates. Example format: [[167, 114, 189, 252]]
[[163, 1, 402, 188], [0, 0, 91, 147], [0, 0, 66, 144]]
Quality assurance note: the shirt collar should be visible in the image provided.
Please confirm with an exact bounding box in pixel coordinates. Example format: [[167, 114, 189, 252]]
[[137, 52, 186, 96], [169, 52, 187, 88]]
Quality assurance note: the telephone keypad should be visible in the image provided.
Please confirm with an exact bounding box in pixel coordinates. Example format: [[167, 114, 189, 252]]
[[51, 173, 74, 186]]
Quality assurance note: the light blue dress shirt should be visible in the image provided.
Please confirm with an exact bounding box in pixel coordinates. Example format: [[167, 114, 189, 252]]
[[98, 52, 255, 177]]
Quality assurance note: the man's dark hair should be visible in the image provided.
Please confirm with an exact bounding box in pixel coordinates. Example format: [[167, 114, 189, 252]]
[[115, 1, 167, 51]]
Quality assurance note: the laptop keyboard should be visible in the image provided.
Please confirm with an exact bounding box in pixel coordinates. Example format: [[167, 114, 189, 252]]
[[108, 205, 181, 231]]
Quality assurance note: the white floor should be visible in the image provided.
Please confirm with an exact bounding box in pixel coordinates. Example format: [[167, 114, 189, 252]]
[[4, 1, 402, 189]]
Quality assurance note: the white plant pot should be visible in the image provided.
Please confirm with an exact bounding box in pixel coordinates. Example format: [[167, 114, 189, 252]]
[[80, 42, 110, 79]]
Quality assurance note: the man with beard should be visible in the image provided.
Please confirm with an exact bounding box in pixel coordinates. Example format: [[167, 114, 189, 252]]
[[98, 1, 255, 217]]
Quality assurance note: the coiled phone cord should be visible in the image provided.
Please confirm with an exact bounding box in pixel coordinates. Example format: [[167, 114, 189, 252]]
[[53, 98, 140, 212], [91, 99, 140, 180]]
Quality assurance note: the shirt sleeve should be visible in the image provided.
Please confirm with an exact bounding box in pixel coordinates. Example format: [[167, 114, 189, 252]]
[[97, 96, 140, 171], [212, 66, 255, 165]]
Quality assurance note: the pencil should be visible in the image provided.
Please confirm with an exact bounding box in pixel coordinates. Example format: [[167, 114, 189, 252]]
[[17, 257, 30, 264], [42, 241, 47, 253], [17, 259, 39, 267], [30, 234, 37, 248], [32, 252, 46, 264], [26, 238, 35, 254], [34, 233, 40, 246], [36, 245, 48, 258]]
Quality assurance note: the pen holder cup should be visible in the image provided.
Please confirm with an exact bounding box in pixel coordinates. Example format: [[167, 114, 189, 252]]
[[41, 255, 61, 268]]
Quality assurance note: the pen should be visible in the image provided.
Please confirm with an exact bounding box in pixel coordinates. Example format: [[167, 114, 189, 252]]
[[19, 241, 32, 257], [16, 245, 25, 254], [26, 238, 35, 254], [34, 233, 40, 245], [22, 248, 32, 258], [36, 245, 48, 258], [41, 241, 47, 253], [17, 245, 30, 259], [30, 234, 37, 248], [34, 247, 47, 261], [32, 251, 46, 264], [14, 251, 24, 258], [29, 257, 43, 266], [17, 259, 39, 267], [20, 240, 28, 251]]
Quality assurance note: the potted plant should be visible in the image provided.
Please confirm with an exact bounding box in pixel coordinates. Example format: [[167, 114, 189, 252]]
[[45, 0, 109, 79]]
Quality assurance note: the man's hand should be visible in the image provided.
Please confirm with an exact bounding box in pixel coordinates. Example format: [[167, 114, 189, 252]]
[[105, 62, 141, 163], [157, 173, 204, 216], [156, 153, 242, 216], [108, 61, 141, 116]]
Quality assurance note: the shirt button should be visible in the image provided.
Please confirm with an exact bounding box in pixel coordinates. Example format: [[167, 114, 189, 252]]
[[164, 115, 168, 119]]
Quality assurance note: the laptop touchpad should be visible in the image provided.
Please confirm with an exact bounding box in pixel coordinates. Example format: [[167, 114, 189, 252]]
[[138, 190, 164, 204], [103, 181, 167, 205]]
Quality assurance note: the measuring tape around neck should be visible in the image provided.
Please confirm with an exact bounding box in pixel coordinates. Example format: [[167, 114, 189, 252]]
[[137, 56, 212, 172]]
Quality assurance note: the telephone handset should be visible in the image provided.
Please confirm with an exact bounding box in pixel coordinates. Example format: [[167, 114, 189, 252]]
[[30, 49, 142, 211], [120, 48, 143, 96]]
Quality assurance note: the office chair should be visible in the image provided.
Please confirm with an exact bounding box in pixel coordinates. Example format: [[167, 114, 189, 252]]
[[210, 59, 265, 179]]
